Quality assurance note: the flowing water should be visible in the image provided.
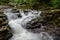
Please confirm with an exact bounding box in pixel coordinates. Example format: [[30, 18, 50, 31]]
[[4, 9, 53, 40]]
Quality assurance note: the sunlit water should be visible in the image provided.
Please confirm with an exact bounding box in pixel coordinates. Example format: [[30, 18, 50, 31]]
[[4, 9, 53, 40]]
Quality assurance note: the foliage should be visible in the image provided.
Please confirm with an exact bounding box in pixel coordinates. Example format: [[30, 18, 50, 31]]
[[0, 0, 10, 4], [0, 0, 10, 3], [0, 0, 60, 9], [50, 0, 60, 9]]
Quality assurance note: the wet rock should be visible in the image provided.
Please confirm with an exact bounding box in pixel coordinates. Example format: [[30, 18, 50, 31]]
[[24, 9, 60, 40], [0, 26, 12, 40], [11, 8, 19, 13], [0, 10, 6, 18], [0, 5, 10, 9], [41, 10, 60, 40], [0, 12, 12, 40], [25, 18, 45, 33]]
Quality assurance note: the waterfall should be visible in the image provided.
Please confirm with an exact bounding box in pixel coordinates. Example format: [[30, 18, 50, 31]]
[[19, 9, 26, 17], [4, 9, 18, 21], [4, 9, 53, 40]]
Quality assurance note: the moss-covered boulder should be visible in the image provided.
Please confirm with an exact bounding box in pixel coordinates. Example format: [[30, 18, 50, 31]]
[[0, 11, 12, 40]]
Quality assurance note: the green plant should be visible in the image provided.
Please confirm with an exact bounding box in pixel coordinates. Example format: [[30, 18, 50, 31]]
[[0, 0, 10, 3], [50, 0, 60, 9]]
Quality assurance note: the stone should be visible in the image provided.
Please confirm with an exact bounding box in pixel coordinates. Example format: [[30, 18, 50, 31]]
[[0, 12, 12, 40], [24, 9, 60, 40]]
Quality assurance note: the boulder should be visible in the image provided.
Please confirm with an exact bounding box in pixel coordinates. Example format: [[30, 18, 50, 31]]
[[0, 11, 12, 40], [25, 9, 60, 40]]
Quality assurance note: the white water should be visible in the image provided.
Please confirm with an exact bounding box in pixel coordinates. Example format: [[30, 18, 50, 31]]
[[4, 9, 53, 40], [4, 9, 18, 21]]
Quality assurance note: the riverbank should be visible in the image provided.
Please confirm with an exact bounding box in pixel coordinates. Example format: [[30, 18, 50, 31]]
[[0, 5, 55, 10]]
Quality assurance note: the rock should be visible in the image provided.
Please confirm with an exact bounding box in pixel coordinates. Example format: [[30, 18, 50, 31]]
[[0, 27, 12, 40], [24, 18, 45, 33], [0, 12, 12, 40], [8, 2, 16, 7], [24, 9, 60, 40], [41, 9, 60, 40], [11, 8, 19, 13], [0, 5, 11, 9]]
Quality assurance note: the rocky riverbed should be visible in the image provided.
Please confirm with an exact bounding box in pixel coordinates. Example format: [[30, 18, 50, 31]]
[[0, 8, 60, 40]]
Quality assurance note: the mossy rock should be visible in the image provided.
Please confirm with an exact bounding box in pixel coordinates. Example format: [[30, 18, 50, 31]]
[[0, 10, 3, 13], [0, 12, 12, 40], [40, 9, 60, 33]]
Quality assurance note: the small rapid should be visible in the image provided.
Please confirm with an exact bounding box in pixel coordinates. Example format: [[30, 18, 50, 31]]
[[4, 9, 53, 40]]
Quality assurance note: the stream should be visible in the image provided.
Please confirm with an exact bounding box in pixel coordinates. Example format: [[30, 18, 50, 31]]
[[3, 8, 53, 40]]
